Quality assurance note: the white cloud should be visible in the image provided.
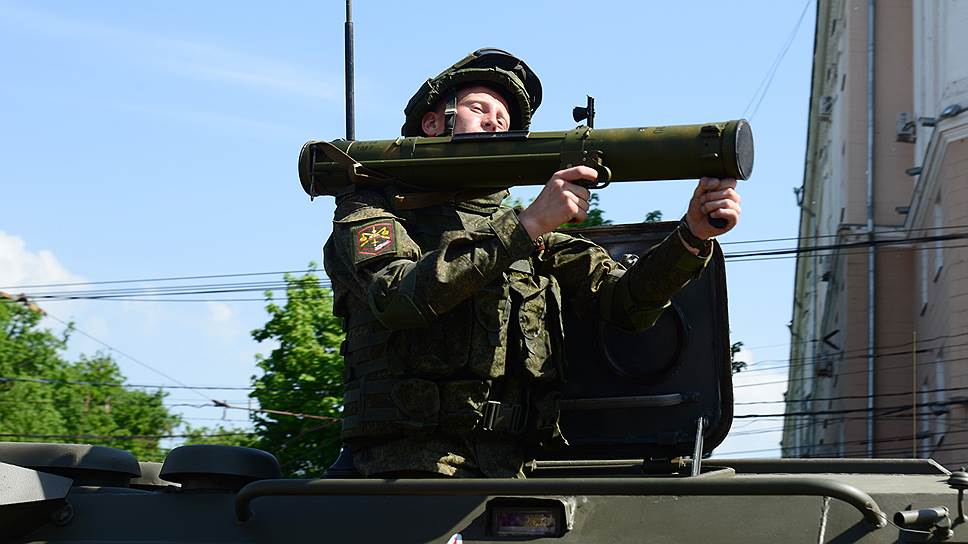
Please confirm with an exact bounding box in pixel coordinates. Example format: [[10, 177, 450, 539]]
[[0, 231, 111, 362], [0, 231, 90, 325], [207, 302, 236, 324], [202, 301, 242, 343], [0, 231, 84, 288]]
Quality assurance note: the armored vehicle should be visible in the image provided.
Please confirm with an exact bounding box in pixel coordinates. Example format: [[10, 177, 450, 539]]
[[4, 221, 967, 543]]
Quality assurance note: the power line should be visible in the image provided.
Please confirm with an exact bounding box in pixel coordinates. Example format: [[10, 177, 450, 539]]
[[0, 268, 314, 290], [736, 330, 968, 384], [42, 311, 216, 404], [212, 399, 340, 422], [0, 375, 304, 392], [719, 223, 968, 246], [739, 331, 968, 379], [0, 431, 255, 441], [8, 232, 967, 303], [741, 0, 813, 121], [733, 397, 968, 420], [6, 224, 968, 295], [761, 329, 968, 367], [726, 231, 968, 260], [735, 384, 968, 406], [716, 432, 968, 459], [741, 348, 968, 391]]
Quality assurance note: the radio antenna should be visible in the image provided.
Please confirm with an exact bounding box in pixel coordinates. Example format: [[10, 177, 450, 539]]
[[344, 0, 355, 140]]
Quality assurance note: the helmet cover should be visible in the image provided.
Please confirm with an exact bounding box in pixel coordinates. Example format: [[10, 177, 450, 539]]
[[401, 48, 542, 136]]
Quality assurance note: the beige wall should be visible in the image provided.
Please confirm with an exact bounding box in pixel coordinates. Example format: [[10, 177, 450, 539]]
[[783, 0, 968, 464], [913, 137, 968, 465]]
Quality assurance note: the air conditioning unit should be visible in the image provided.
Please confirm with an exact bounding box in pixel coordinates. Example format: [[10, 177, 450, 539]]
[[818, 96, 834, 121], [896, 112, 916, 143]]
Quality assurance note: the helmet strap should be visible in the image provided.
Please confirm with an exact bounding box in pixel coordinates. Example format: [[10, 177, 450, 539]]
[[443, 92, 457, 136]]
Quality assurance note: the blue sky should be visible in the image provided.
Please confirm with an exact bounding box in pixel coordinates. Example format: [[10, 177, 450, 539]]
[[0, 1, 816, 457]]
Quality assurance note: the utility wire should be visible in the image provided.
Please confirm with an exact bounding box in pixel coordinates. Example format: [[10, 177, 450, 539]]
[[0, 432, 255, 440], [739, 333, 968, 378], [740, 350, 968, 390], [735, 384, 968, 406], [41, 311, 215, 404], [752, 329, 968, 369], [719, 223, 968, 246], [0, 269, 314, 291], [0, 375, 324, 393], [733, 397, 968, 420], [9, 233, 968, 303], [716, 435, 968, 458], [6, 223, 968, 294], [741, 0, 813, 121], [212, 400, 339, 422]]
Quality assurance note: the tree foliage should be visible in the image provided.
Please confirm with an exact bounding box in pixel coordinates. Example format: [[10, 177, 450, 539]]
[[248, 266, 344, 477], [0, 298, 179, 461], [730, 341, 747, 374], [182, 423, 258, 448], [560, 193, 612, 229], [643, 210, 664, 223]]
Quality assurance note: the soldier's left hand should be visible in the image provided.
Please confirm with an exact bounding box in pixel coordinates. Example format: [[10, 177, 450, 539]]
[[683, 177, 741, 240]]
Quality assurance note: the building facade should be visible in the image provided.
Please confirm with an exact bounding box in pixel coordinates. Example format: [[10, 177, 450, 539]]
[[784, 0, 968, 466]]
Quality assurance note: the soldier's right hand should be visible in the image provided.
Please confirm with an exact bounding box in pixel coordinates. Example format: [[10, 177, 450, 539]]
[[518, 166, 596, 240]]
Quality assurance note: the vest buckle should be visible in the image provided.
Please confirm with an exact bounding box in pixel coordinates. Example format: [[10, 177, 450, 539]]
[[481, 400, 524, 434]]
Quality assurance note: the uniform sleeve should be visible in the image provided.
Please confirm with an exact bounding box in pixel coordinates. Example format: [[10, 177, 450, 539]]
[[324, 191, 537, 330], [536, 225, 711, 332]]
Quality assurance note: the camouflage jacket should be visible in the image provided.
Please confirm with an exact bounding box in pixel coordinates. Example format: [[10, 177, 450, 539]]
[[322, 187, 710, 477]]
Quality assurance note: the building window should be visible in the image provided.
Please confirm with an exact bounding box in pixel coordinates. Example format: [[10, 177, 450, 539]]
[[934, 357, 947, 448], [920, 247, 929, 313], [934, 197, 943, 279], [920, 385, 932, 458]]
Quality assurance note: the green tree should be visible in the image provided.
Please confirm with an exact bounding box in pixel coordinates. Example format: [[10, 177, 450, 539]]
[[730, 341, 747, 374], [182, 423, 259, 448], [643, 210, 664, 223], [249, 266, 344, 476], [0, 298, 179, 461], [560, 193, 611, 229]]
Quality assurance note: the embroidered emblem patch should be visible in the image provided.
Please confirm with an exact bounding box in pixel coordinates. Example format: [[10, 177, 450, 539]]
[[353, 220, 397, 262]]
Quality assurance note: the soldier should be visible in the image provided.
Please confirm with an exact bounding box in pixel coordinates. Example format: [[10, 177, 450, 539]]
[[322, 49, 741, 478]]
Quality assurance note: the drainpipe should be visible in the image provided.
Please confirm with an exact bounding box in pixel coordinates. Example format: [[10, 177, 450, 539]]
[[865, 0, 876, 458]]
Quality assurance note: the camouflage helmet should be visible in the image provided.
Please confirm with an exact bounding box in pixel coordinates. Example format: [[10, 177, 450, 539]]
[[401, 48, 542, 136]]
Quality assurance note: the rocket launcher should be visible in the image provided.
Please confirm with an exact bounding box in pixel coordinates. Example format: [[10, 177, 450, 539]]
[[298, 119, 753, 204]]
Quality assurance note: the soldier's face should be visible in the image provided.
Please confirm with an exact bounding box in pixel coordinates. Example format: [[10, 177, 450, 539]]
[[421, 85, 511, 136]]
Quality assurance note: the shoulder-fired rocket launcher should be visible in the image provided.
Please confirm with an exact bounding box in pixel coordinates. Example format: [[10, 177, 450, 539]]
[[298, 119, 753, 201]]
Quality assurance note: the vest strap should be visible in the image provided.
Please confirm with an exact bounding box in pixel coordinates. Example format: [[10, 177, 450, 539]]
[[342, 407, 400, 430], [345, 356, 391, 380], [344, 329, 392, 354]]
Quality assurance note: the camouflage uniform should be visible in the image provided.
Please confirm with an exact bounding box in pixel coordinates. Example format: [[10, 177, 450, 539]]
[[322, 186, 711, 477]]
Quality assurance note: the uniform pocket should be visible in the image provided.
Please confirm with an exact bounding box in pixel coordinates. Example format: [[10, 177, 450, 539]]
[[391, 378, 440, 424], [438, 379, 490, 433], [469, 281, 511, 378], [387, 303, 473, 378], [509, 277, 559, 380]]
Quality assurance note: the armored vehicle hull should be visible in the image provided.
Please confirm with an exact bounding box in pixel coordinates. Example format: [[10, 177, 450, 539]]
[[4, 449, 966, 543]]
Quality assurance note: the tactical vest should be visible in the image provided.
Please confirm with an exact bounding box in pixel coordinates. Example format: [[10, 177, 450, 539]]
[[338, 190, 566, 446]]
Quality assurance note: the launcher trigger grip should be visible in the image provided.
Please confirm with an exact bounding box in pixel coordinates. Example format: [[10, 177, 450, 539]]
[[584, 150, 611, 190]]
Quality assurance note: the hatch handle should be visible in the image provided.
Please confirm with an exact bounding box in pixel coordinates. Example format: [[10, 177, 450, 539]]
[[558, 393, 695, 410], [235, 477, 887, 529]]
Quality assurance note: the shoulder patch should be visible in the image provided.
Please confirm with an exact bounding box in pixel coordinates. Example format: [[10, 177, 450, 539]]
[[352, 220, 398, 264]]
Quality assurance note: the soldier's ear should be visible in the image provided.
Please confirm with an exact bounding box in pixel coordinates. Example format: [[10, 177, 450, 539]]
[[421, 111, 442, 136]]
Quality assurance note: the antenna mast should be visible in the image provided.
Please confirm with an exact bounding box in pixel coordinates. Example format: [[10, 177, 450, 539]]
[[344, 0, 355, 140]]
